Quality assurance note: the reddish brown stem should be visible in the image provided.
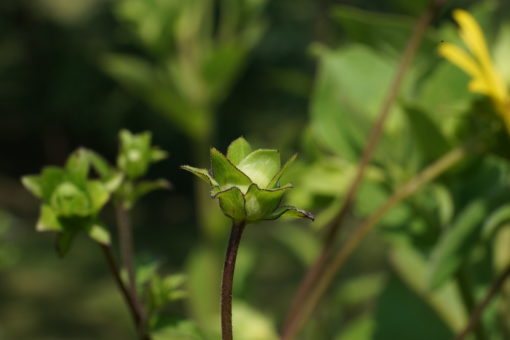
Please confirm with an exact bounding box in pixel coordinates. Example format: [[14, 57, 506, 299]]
[[455, 263, 510, 340], [100, 244, 151, 340], [221, 221, 246, 340]]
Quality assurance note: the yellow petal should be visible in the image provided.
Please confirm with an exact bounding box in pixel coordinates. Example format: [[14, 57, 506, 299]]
[[438, 43, 481, 78], [453, 9, 509, 104], [453, 9, 492, 68], [468, 78, 490, 95]]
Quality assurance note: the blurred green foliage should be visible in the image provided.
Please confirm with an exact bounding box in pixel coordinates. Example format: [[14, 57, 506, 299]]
[[2, 0, 510, 339]]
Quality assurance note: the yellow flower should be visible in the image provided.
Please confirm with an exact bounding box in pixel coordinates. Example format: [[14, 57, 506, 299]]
[[438, 9, 510, 134]]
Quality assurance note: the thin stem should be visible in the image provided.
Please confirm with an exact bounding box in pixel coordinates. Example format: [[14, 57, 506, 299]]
[[455, 263, 510, 340], [100, 244, 150, 340], [455, 266, 488, 340], [282, 140, 474, 340], [114, 204, 149, 339], [281, 0, 446, 336], [221, 221, 246, 340]]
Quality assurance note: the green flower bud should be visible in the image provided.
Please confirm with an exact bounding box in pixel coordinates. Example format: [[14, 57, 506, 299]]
[[181, 137, 314, 224], [21, 149, 113, 255], [117, 129, 167, 180]]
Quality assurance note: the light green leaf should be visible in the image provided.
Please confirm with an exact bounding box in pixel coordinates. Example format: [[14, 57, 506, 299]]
[[232, 302, 279, 340], [226, 137, 252, 165], [36, 205, 64, 232], [428, 200, 487, 289], [65, 148, 90, 185], [335, 313, 375, 340], [310, 45, 406, 160], [86, 181, 110, 214], [123, 179, 172, 209], [237, 149, 281, 188], [265, 205, 314, 221], [152, 320, 204, 340], [150, 147, 168, 162], [87, 223, 111, 245], [216, 186, 246, 222], [21, 175, 43, 198], [181, 165, 218, 186], [102, 172, 124, 193], [244, 184, 291, 222], [210, 148, 252, 192], [39, 167, 66, 202], [268, 153, 297, 188], [86, 149, 114, 178], [483, 204, 510, 239]]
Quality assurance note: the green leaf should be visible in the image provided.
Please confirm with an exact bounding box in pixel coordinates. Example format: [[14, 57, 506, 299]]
[[210, 148, 252, 192], [335, 313, 375, 340], [482, 204, 510, 239], [150, 147, 168, 162], [65, 148, 90, 185], [416, 62, 473, 121], [332, 5, 435, 63], [102, 172, 124, 193], [232, 302, 280, 340], [87, 223, 111, 245], [86, 181, 110, 214], [403, 106, 451, 162], [310, 45, 407, 160], [152, 320, 204, 340], [226, 137, 252, 165], [39, 167, 66, 202], [244, 184, 292, 222], [216, 186, 246, 222], [428, 200, 487, 289], [86, 149, 114, 178], [135, 179, 171, 196], [181, 165, 218, 186], [36, 205, 64, 232], [265, 205, 315, 221], [55, 229, 79, 257], [268, 154, 297, 188], [237, 149, 281, 188], [373, 275, 453, 340], [21, 175, 43, 198], [123, 179, 172, 209]]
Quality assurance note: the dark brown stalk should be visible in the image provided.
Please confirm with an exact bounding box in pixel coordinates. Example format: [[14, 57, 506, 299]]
[[282, 139, 473, 339], [114, 204, 150, 340], [100, 244, 151, 340], [455, 263, 510, 340], [455, 266, 488, 340], [281, 1, 446, 337], [221, 221, 246, 340]]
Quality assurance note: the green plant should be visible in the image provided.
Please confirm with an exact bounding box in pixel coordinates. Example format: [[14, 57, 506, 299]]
[[182, 137, 313, 340], [21, 130, 182, 340]]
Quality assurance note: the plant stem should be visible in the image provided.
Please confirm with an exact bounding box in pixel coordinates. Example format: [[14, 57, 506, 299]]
[[455, 266, 488, 340], [221, 221, 246, 340], [281, 0, 446, 336], [282, 140, 474, 340], [100, 244, 151, 340], [455, 262, 510, 340], [114, 204, 149, 339]]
